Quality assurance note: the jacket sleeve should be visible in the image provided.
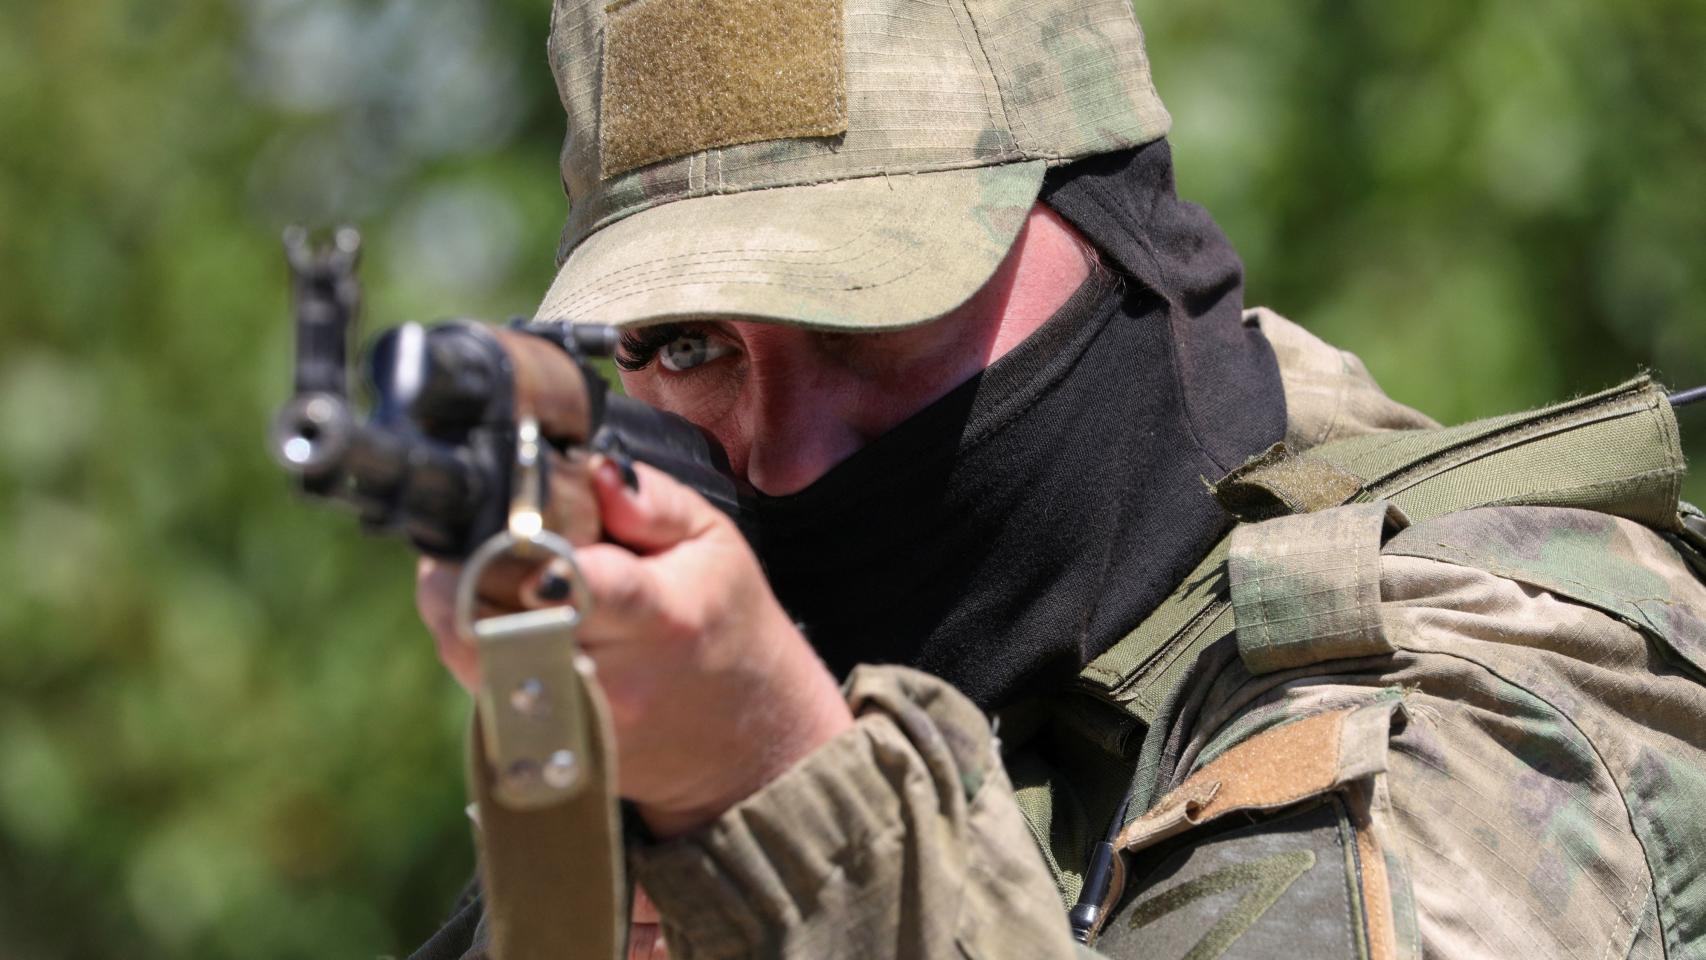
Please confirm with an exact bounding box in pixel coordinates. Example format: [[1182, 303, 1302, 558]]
[[629, 665, 1083, 960]]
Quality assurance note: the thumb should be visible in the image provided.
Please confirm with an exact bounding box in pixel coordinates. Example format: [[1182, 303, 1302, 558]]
[[593, 458, 722, 554]]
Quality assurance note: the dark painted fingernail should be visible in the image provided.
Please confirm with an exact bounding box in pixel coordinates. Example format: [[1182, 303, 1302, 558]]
[[537, 573, 571, 602]]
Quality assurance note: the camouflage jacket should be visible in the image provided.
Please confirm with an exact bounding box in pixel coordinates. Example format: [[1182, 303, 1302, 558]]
[[631, 311, 1706, 960]]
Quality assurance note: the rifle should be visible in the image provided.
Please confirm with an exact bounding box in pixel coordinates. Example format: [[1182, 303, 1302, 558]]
[[269, 227, 737, 958], [271, 226, 740, 804]]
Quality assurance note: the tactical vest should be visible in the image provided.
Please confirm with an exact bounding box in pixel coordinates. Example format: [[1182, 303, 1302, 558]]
[[465, 376, 1700, 960], [1006, 375, 1704, 911]]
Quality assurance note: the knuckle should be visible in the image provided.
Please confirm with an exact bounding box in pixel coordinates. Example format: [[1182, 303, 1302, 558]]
[[653, 606, 702, 647], [600, 571, 647, 617], [600, 670, 657, 731]]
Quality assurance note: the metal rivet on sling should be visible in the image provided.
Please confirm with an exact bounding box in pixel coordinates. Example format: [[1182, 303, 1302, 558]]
[[543, 750, 580, 790], [510, 678, 548, 716]]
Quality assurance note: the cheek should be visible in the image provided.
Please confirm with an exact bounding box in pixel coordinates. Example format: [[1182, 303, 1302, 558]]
[[618, 370, 754, 476], [845, 333, 992, 434], [615, 369, 666, 409]]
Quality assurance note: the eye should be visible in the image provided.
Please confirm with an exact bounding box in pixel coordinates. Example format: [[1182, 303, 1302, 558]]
[[657, 330, 734, 372]]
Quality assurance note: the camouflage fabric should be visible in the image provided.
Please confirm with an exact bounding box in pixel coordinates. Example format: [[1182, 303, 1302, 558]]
[[535, 0, 1169, 330], [632, 665, 1078, 959], [1244, 307, 1440, 448], [1150, 501, 1706, 959], [628, 313, 1706, 959]]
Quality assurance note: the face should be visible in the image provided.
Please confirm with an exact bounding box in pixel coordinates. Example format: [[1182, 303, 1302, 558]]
[[616, 204, 1094, 495]]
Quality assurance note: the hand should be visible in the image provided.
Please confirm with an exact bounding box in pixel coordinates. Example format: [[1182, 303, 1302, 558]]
[[417, 459, 853, 837], [628, 885, 667, 960]]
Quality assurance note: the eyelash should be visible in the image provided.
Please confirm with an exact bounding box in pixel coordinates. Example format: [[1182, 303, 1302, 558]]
[[615, 325, 686, 372]]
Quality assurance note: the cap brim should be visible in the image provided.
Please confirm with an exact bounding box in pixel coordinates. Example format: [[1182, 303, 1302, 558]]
[[536, 160, 1046, 331]]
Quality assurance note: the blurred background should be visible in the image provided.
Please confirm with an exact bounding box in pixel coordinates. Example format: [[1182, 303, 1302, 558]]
[[0, 0, 1702, 956]]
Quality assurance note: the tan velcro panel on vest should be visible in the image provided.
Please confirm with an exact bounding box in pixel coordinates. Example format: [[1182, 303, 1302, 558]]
[[1117, 700, 1397, 853], [600, 0, 848, 178], [1114, 701, 1404, 960]]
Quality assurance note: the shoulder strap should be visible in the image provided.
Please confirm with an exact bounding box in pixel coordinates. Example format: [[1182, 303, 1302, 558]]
[[1081, 376, 1687, 718], [1076, 537, 1235, 726], [1214, 376, 1686, 530], [1381, 506, 1706, 671]]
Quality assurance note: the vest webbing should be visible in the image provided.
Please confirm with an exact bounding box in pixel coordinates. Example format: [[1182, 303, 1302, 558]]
[[1017, 376, 1688, 902], [1080, 375, 1683, 721]]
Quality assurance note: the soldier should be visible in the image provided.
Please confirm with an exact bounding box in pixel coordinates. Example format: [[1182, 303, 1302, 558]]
[[414, 0, 1706, 956]]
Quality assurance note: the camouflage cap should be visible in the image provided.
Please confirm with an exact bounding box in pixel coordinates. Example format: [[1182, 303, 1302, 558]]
[[538, 0, 1170, 330]]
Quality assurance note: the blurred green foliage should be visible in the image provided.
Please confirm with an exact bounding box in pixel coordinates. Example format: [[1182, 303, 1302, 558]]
[[0, 0, 1701, 956]]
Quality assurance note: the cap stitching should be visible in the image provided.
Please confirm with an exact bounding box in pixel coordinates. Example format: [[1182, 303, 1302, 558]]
[[554, 229, 897, 313], [715, 133, 1017, 180], [565, 216, 923, 306], [557, 231, 905, 310], [563, 214, 885, 287], [562, 156, 1040, 261], [555, 189, 893, 312], [562, 255, 930, 319], [954, 0, 1036, 151]]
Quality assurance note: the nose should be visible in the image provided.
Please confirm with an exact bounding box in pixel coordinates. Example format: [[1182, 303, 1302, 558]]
[[738, 335, 866, 496]]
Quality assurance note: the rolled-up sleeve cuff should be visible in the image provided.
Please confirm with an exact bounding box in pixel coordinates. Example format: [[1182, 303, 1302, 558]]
[[630, 665, 1004, 960]]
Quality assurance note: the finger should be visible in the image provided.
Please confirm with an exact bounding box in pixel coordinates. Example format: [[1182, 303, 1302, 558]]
[[417, 558, 480, 692], [470, 552, 540, 609], [519, 558, 578, 610], [627, 922, 667, 960], [593, 459, 721, 555], [542, 447, 605, 547], [628, 884, 666, 959], [566, 542, 667, 646]]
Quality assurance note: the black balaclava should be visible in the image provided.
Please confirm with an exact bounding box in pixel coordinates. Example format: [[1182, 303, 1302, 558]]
[[748, 138, 1287, 710]]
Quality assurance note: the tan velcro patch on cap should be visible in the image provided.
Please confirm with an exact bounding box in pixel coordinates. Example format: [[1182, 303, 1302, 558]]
[[599, 0, 847, 179]]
